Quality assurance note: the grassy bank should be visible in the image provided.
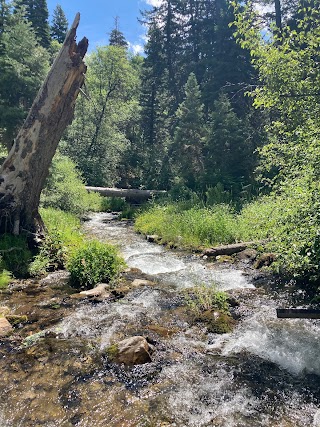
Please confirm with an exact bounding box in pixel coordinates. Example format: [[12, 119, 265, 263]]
[[135, 184, 320, 283]]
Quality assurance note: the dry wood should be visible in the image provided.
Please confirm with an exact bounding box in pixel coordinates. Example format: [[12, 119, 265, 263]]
[[0, 13, 88, 236], [202, 242, 259, 257], [86, 186, 167, 203]]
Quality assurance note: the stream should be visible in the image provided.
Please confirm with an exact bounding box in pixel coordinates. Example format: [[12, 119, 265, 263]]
[[1, 212, 320, 427]]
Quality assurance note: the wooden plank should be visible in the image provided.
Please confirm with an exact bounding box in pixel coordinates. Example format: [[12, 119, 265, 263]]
[[277, 308, 320, 319]]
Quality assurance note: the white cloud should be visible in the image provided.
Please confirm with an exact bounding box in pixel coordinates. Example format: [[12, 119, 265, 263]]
[[130, 43, 145, 55], [144, 0, 163, 7]]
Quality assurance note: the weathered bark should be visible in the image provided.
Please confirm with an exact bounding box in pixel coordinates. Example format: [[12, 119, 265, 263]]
[[0, 13, 88, 236], [86, 186, 167, 203], [202, 242, 260, 257]]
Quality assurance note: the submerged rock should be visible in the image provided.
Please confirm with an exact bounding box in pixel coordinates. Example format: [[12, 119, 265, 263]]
[[0, 317, 13, 337], [107, 336, 154, 366], [146, 235, 159, 243], [131, 279, 154, 288], [197, 310, 236, 334]]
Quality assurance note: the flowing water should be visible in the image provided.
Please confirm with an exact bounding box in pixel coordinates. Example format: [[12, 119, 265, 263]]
[[1, 212, 320, 427]]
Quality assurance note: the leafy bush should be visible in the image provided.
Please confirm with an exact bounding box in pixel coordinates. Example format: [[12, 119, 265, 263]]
[[0, 267, 11, 289], [67, 240, 125, 289], [41, 153, 101, 216], [29, 208, 84, 276]]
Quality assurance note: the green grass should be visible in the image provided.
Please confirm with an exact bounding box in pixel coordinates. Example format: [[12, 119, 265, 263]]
[[135, 202, 238, 249]]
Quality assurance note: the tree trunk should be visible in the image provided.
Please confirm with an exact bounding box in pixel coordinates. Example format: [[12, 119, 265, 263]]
[[86, 186, 167, 204], [0, 13, 88, 237]]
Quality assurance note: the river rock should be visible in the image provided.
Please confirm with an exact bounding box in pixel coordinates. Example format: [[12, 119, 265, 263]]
[[0, 317, 13, 337], [79, 283, 110, 298], [254, 253, 276, 269], [131, 279, 154, 288], [146, 234, 159, 243], [113, 336, 154, 365], [236, 249, 258, 261]]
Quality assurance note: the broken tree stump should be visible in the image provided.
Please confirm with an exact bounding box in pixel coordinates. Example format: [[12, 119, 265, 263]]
[[0, 13, 88, 237]]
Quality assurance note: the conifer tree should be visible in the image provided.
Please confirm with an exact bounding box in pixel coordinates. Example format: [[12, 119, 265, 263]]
[[109, 17, 128, 48], [203, 93, 254, 196], [0, 5, 49, 149], [14, 0, 50, 48], [172, 73, 206, 189], [51, 3, 68, 43]]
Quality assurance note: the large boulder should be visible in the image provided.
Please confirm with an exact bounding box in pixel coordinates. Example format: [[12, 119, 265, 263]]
[[108, 336, 154, 366]]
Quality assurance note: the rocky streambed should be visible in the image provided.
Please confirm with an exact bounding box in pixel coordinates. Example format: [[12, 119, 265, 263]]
[[1, 213, 320, 427]]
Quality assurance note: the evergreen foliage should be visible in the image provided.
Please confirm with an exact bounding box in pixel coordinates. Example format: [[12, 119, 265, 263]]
[[50, 3, 68, 43], [14, 0, 51, 48], [0, 3, 49, 149], [172, 73, 206, 189], [109, 18, 128, 48]]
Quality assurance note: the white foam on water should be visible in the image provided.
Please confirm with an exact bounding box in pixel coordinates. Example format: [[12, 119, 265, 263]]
[[162, 363, 259, 427], [126, 253, 186, 275], [222, 306, 320, 376]]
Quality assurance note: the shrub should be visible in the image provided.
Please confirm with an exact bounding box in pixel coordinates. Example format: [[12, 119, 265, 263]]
[[29, 208, 84, 276], [67, 240, 125, 289], [0, 268, 12, 289], [41, 153, 101, 216]]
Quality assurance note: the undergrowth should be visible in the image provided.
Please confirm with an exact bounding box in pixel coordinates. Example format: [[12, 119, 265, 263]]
[[67, 240, 125, 289], [29, 208, 85, 276]]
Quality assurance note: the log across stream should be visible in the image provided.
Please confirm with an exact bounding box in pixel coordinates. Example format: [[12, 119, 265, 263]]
[[1, 212, 320, 427]]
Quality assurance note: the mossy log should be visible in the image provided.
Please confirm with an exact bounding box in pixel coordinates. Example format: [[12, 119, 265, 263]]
[[0, 14, 88, 237]]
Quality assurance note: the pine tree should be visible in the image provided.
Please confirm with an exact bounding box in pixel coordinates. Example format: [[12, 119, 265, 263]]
[[0, 5, 49, 149], [203, 93, 254, 196], [171, 73, 206, 189], [109, 17, 128, 48], [14, 0, 50, 48], [51, 3, 68, 43]]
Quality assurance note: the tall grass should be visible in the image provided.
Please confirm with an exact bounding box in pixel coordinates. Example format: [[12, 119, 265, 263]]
[[135, 203, 238, 248]]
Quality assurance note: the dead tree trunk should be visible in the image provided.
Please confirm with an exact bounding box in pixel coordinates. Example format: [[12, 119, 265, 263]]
[[0, 14, 88, 237]]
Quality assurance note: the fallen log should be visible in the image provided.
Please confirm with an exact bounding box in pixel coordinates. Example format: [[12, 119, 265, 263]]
[[277, 308, 320, 319], [86, 187, 166, 203], [202, 242, 259, 257]]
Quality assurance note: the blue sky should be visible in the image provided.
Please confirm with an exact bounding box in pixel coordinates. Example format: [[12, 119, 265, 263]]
[[47, 0, 161, 54]]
